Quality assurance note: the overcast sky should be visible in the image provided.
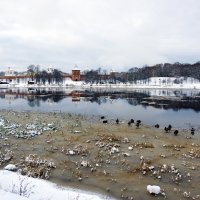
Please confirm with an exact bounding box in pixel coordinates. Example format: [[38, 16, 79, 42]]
[[0, 0, 200, 72]]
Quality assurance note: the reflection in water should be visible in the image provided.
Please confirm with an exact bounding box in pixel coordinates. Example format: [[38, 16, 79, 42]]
[[27, 96, 40, 108], [0, 88, 200, 110], [81, 89, 200, 112], [0, 88, 200, 128]]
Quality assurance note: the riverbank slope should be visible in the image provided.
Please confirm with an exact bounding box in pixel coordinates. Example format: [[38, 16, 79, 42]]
[[0, 110, 199, 199]]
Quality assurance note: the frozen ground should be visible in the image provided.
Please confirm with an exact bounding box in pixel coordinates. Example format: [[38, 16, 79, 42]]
[[0, 170, 113, 200]]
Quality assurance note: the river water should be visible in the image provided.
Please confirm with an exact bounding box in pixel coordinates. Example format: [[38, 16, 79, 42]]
[[0, 87, 200, 129]]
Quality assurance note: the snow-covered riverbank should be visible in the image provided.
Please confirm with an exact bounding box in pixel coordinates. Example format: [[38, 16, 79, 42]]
[[0, 110, 199, 200], [0, 170, 113, 200], [2, 77, 200, 90]]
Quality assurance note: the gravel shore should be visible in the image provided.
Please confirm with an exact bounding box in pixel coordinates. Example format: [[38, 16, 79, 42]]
[[0, 110, 200, 200]]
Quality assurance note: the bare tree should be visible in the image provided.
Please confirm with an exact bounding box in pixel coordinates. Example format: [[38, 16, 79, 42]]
[[27, 65, 36, 81], [53, 69, 63, 84], [41, 70, 48, 85]]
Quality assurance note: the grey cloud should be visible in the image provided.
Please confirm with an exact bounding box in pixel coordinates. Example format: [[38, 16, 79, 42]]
[[0, 0, 200, 72]]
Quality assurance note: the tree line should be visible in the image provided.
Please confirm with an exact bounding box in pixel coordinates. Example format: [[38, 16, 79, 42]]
[[1, 62, 200, 84], [83, 62, 200, 84], [27, 65, 64, 84], [127, 62, 200, 82]]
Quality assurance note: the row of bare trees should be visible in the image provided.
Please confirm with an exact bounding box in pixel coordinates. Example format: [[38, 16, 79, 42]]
[[83, 62, 200, 84], [27, 65, 63, 84], [127, 62, 200, 81], [25, 61, 200, 85]]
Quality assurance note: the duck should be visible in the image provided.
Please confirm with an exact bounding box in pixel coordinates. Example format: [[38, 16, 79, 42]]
[[191, 128, 195, 135], [116, 118, 119, 124], [174, 130, 179, 136]]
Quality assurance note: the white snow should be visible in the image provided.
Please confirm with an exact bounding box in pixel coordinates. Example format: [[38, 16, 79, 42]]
[[4, 164, 17, 171], [81, 160, 89, 167], [3, 76, 200, 90], [147, 185, 161, 195], [81, 76, 200, 90], [0, 170, 114, 200], [128, 146, 133, 150], [69, 150, 76, 155], [110, 147, 119, 154], [0, 118, 5, 126]]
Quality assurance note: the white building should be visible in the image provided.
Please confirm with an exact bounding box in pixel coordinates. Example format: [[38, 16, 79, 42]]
[[5, 67, 15, 76]]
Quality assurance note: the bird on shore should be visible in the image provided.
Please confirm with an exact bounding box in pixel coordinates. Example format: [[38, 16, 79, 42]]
[[155, 124, 159, 128], [103, 120, 108, 124], [128, 118, 135, 126], [174, 130, 179, 136], [116, 118, 119, 124], [168, 124, 172, 131], [164, 127, 169, 133], [164, 124, 172, 133], [191, 128, 195, 135], [135, 120, 141, 128], [128, 121, 131, 126], [136, 122, 140, 128]]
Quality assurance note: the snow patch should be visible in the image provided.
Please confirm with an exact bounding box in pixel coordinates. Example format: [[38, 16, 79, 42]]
[[0, 170, 115, 200], [4, 164, 17, 171], [147, 185, 161, 195]]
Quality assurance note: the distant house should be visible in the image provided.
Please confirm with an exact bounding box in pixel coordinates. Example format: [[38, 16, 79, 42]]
[[5, 67, 15, 77], [0, 74, 32, 85]]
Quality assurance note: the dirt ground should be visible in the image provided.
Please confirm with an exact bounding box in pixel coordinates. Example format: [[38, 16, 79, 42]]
[[0, 110, 200, 200]]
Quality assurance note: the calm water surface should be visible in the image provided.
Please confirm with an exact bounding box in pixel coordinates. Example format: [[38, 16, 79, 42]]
[[0, 88, 200, 129]]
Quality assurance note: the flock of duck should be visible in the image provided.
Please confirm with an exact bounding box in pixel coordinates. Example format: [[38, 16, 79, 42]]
[[161, 124, 195, 136], [100, 116, 196, 136]]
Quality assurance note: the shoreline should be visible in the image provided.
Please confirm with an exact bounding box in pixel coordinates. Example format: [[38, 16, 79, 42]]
[[0, 110, 200, 199], [1, 81, 200, 90], [0, 170, 113, 200]]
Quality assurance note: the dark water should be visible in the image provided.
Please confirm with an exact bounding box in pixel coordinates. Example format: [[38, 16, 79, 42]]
[[0, 87, 200, 129]]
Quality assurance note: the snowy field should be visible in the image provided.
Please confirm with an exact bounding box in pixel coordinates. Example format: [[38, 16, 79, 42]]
[[0, 170, 114, 200]]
